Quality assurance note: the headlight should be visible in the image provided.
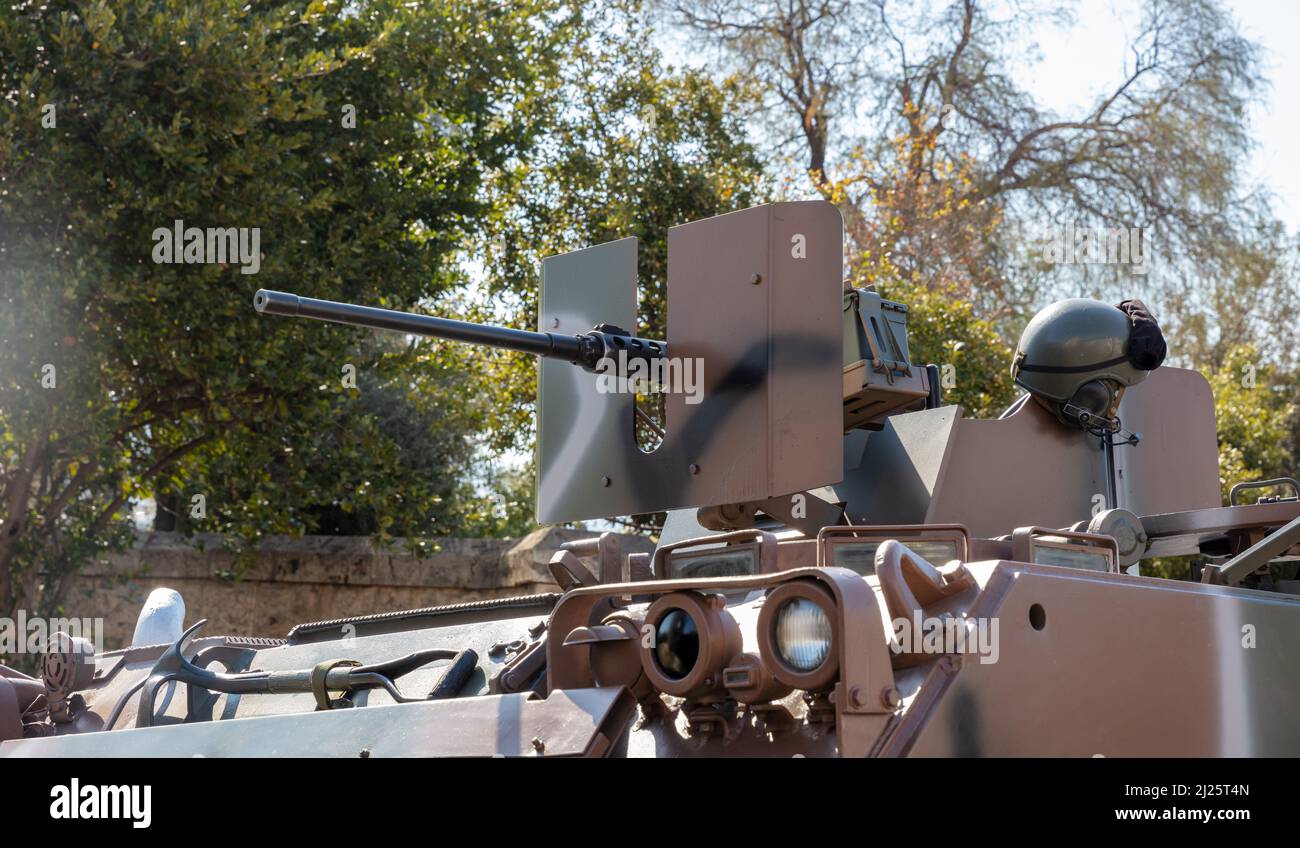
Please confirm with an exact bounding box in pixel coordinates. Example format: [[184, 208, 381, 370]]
[[774, 598, 832, 672], [757, 581, 840, 691], [653, 608, 699, 680], [639, 591, 742, 698]]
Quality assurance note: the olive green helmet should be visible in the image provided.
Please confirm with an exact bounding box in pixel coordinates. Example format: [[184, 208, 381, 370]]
[[1011, 298, 1167, 431]]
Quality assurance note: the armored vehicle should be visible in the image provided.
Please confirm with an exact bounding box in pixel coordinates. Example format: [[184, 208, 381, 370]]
[[3, 201, 1298, 757]]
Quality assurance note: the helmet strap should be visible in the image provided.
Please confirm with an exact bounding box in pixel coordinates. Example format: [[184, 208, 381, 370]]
[[1059, 402, 1122, 436]]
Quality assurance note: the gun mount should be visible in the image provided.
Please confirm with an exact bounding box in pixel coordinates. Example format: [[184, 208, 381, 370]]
[[253, 203, 942, 529]]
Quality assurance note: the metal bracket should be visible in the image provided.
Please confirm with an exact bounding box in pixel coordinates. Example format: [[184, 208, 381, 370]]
[[1201, 515, 1300, 586]]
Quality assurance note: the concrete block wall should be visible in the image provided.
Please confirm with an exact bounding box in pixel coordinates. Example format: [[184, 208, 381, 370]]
[[61, 528, 655, 648]]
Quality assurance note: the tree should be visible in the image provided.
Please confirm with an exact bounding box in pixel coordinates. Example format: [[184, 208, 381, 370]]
[[0, 0, 571, 615], [667, 0, 1271, 309], [878, 278, 1015, 419], [850, 136, 1015, 417], [1206, 346, 1296, 503], [459, 1, 771, 529]]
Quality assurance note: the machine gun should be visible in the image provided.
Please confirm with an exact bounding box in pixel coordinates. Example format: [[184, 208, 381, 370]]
[[252, 201, 939, 530]]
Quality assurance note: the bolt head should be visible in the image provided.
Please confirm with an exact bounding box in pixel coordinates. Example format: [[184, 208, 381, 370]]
[[688, 463, 700, 475], [750, 273, 762, 285], [601, 476, 611, 487]]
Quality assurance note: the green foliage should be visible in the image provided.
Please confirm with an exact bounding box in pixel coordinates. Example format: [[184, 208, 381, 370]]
[[1141, 556, 1195, 582], [1206, 345, 1297, 502], [0, 0, 570, 612], [463, 1, 769, 512], [479, 5, 768, 330], [873, 278, 1017, 420]]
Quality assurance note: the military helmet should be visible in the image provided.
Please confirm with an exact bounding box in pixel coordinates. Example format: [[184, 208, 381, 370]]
[[1011, 298, 1167, 431]]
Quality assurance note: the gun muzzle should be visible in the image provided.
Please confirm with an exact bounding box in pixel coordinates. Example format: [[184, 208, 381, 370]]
[[252, 289, 306, 316]]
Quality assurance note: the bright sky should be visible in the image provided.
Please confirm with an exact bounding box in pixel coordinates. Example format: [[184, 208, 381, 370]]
[[1233, 0, 1300, 231], [1019, 0, 1300, 232]]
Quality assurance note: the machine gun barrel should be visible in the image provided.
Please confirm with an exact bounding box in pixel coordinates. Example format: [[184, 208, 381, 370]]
[[253, 289, 666, 373]]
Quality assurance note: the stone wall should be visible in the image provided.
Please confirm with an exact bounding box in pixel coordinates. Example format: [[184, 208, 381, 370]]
[[62, 528, 655, 649]]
